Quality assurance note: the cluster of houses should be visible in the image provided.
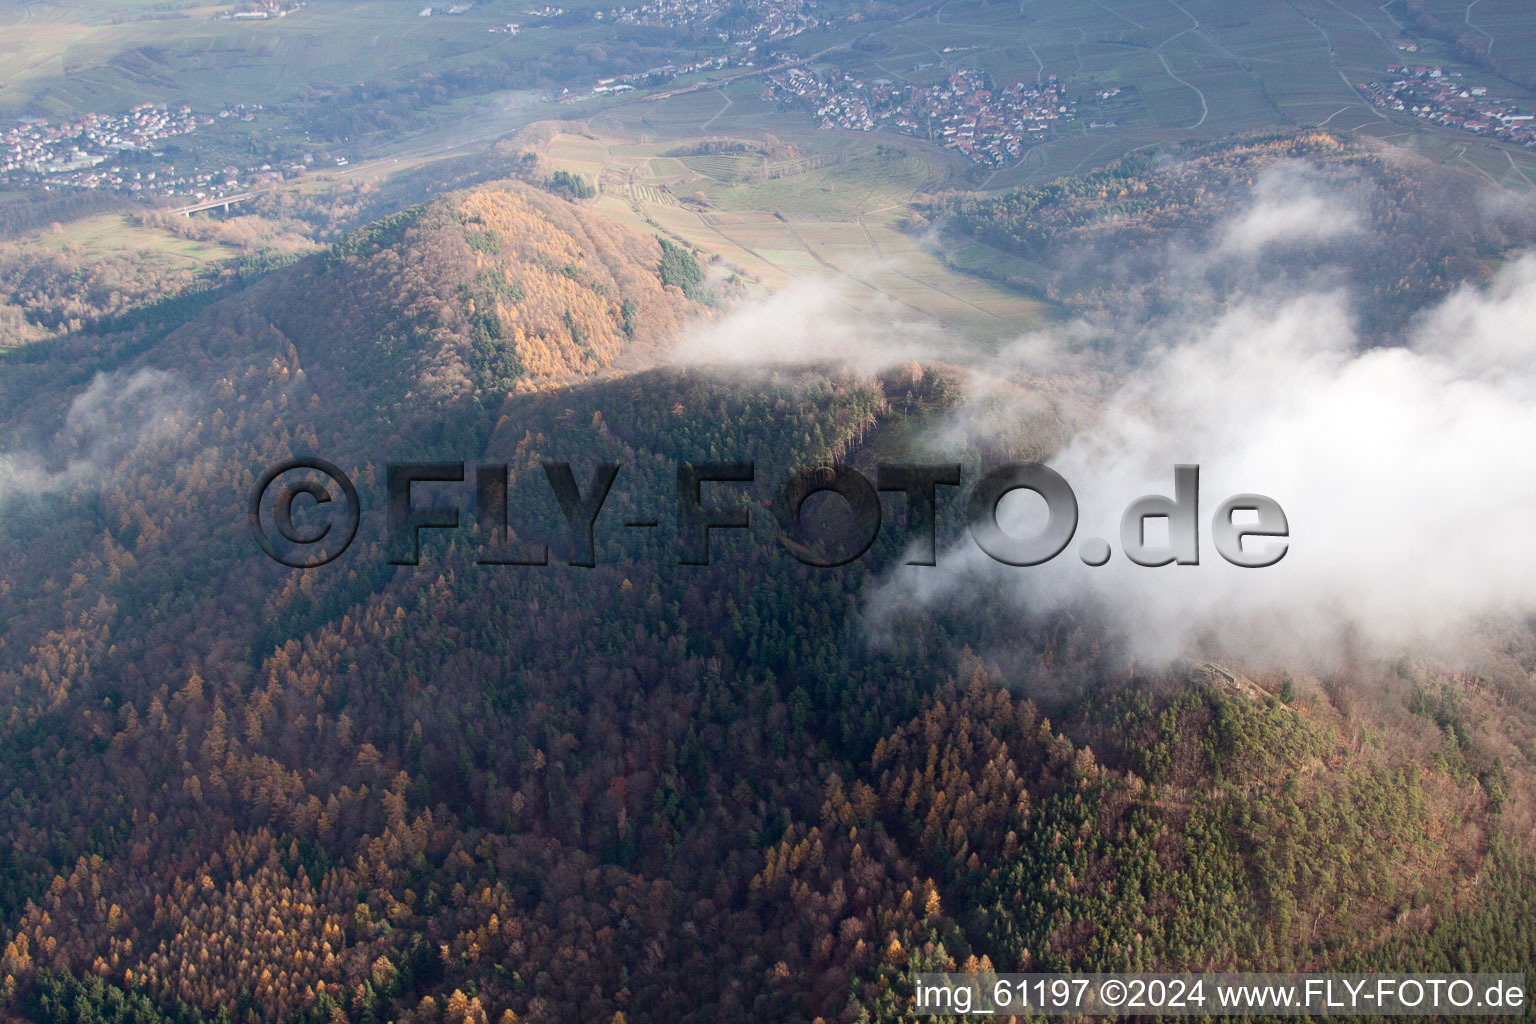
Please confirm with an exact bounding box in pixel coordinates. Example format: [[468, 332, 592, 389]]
[[0, 103, 305, 197], [1362, 66, 1536, 147], [593, 54, 730, 92], [9, 157, 286, 198], [1, 103, 207, 180], [217, 0, 303, 19], [604, 0, 819, 44], [766, 67, 1077, 167]]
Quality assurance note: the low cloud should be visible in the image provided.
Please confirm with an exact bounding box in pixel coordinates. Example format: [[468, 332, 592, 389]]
[[666, 162, 1536, 671], [669, 275, 950, 373], [1215, 160, 1364, 254], [873, 264, 1536, 668], [0, 368, 183, 502], [865, 168, 1536, 670]]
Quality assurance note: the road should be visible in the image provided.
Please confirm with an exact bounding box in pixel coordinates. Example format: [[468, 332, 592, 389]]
[[700, 88, 732, 131], [168, 191, 266, 216], [1157, 0, 1209, 129], [1155, 50, 1208, 129], [1465, 0, 1495, 56]]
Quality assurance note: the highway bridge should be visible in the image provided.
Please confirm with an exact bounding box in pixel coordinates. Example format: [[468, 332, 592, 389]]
[[169, 190, 266, 216]]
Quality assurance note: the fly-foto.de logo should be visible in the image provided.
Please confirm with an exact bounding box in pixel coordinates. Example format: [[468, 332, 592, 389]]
[[249, 459, 1288, 571]]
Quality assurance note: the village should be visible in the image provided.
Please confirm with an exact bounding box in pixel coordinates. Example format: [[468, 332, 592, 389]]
[[2, 103, 207, 179], [599, 55, 730, 91], [217, 0, 304, 20], [0, 102, 301, 199], [765, 66, 1077, 167], [1362, 66, 1536, 148], [604, 0, 820, 44]]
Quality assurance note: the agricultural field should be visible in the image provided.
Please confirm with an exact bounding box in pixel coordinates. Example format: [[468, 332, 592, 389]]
[[1412, 0, 1536, 86], [733, 0, 1536, 191], [7, 0, 1536, 199], [537, 121, 1058, 345], [7, 0, 1536, 351], [21, 211, 234, 266], [0, 2, 442, 112]]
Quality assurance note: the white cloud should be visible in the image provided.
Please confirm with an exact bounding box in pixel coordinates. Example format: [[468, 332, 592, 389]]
[[0, 368, 182, 502], [1215, 160, 1363, 254], [871, 255, 1536, 668], [669, 276, 948, 373]]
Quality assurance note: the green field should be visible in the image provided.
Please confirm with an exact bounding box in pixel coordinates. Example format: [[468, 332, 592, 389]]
[[538, 121, 1058, 346], [0, 0, 599, 115], [25, 211, 236, 266]]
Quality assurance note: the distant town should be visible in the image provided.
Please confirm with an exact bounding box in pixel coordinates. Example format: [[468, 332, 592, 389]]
[[605, 0, 820, 44], [1362, 66, 1536, 148], [766, 67, 1077, 166], [0, 102, 328, 199], [217, 0, 304, 19]]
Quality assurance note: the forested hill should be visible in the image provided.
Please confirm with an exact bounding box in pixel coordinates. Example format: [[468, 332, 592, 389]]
[[0, 180, 701, 420], [0, 184, 1533, 1024]]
